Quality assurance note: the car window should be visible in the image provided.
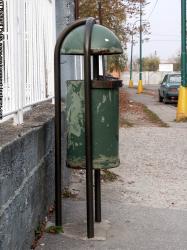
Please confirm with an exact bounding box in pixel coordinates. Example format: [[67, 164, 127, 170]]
[[161, 75, 167, 84], [168, 75, 181, 83]]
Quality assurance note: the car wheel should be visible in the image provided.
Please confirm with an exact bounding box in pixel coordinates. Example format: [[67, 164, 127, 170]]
[[158, 91, 163, 102]]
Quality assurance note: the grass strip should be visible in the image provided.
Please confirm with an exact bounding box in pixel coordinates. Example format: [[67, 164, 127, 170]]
[[142, 105, 169, 127]]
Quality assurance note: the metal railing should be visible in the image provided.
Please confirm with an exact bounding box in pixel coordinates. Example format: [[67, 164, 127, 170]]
[[1, 0, 55, 124]]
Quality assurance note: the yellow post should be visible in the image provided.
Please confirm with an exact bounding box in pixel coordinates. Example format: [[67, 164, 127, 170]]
[[128, 79, 133, 88], [176, 86, 187, 121], [137, 79, 143, 94]]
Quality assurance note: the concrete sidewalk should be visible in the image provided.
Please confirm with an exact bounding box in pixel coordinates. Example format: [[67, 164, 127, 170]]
[[37, 200, 187, 250], [36, 86, 187, 250], [126, 86, 187, 128]]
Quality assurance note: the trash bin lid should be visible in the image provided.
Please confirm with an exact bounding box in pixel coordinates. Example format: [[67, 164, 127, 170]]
[[91, 79, 122, 89], [61, 24, 123, 55]]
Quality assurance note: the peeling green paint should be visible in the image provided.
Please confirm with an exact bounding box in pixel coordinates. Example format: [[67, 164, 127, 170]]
[[102, 95, 107, 103], [66, 82, 84, 139], [101, 116, 105, 123], [66, 80, 120, 169], [97, 102, 102, 114]]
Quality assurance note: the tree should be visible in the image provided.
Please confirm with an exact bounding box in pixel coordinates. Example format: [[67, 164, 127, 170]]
[[173, 56, 181, 71], [79, 0, 148, 43], [107, 53, 128, 73], [79, 0, 149, 72], [79, 0, 127, 43], [168, 52, 181, 71], [136, 55, 160, 71]]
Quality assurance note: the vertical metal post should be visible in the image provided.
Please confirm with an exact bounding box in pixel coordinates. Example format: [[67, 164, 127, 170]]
[[137, 1, 143, 93], [74, 0, 79, 20], [176, 0, 187, 121], [95, 169, 101, 222], [98, 1, 102, 25], [139, 0, 142, 82], [93, 56, 99, 77], [176, 0, 187, 120], [130, 32, 134, 82], [84, 17, 96, 238], [181, 0, 187, 87], [54, 39, 62, 226], [98, 1, 105, 76], [93, 55, 101, 223]]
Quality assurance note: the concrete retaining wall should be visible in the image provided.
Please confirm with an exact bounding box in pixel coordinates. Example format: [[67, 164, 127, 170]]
[[0, 110, 68, 250]]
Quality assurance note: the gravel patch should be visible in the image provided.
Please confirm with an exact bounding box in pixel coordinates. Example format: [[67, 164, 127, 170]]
[[64, 126, 187, 211], [116, 127, 187, 210]]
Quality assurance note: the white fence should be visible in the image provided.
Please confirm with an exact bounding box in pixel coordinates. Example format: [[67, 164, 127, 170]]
[[1, 0, 55, 124]]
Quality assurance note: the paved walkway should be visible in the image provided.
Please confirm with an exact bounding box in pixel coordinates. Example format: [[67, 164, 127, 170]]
[[36, 86, 187, 250], [126, 86, 187, 128]]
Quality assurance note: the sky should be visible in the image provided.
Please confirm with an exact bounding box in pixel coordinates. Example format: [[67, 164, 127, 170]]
[[128, 0, 181, 62]]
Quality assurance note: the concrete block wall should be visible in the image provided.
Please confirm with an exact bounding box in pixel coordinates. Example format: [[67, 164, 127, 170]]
[[0, 111, 67, 250], [121, 71, 180, 86]]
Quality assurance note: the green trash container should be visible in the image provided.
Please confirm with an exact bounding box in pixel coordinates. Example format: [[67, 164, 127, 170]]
[[66, 78, 122, 169]]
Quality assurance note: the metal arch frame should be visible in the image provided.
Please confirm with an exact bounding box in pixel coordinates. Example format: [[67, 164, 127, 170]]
[[54, 17, 96, 238]]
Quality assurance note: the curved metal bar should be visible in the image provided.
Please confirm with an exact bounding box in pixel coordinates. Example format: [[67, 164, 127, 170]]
[[54, 18, 87, 226], [84, 17, 96, 238]]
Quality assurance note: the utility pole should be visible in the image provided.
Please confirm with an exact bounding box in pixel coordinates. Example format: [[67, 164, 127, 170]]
[[129, 19, 140, 88], [137, 0, 143, 94], [176, 0, 187, 120], [129, 32, 134, 88]]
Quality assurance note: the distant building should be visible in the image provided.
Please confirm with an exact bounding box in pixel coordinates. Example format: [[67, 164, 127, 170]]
[[159, 63, 174, 72], [159, 61, 174, 72]]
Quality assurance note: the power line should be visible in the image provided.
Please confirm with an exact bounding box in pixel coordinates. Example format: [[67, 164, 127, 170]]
[[147, 0, 159, 19]]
